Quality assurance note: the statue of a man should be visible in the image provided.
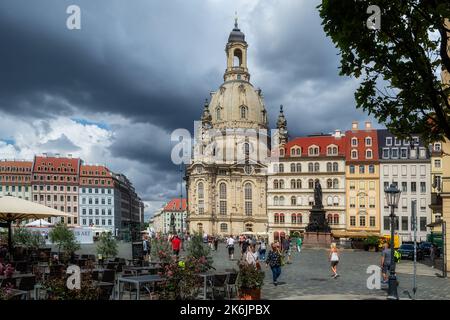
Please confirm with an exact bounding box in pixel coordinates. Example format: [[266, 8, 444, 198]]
[[314, 180, 323, 208]]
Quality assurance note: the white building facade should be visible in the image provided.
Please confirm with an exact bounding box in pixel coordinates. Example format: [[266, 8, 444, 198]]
[[267, 131, 347, 243], [378, 130, 432, 241]]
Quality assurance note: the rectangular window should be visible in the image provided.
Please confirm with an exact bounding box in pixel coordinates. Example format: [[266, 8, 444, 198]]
[[411, 182, 417, 193], [350, 216, 356, 226], [198, 200, 204, 215], [391, 148, 399, 158], [108, 209, 112, 215], [349, 181, 355, 190], [350, 197, 355, 208], [401, 182, 407, 192], [383, 217, 390, 230], [383, 166, 389, 176], [219, 201, 227, 215], [369, 197, 375, 208], [359, 181, 365, 190], [434, 159, 442, 168], [369, 181, 375, 190], [411, 165, 416, 176], [420, 217, 427, 231], [420, 165, 426, 176], [420, 182, 426, 193], [359, 216, 366, 227], [400, 148, 408, 159], [382, 148, 389, 159], [392, 166, 398, 176], [402, 217, 408, 231], [359, 165, 365, 174], [370, 216, 376, 227], [401, 165, 407, 176], [386, 137, 392, 146], [420, 198, 426, 211], [401, 198, 407, 210]]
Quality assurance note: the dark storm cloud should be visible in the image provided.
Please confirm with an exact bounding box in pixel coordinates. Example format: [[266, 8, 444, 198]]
[[0, 0, 381, 211], [39, 134, 81, 152], [0, 0, 211, 130]]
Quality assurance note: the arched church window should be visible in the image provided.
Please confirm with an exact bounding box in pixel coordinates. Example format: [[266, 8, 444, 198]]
[[240, 105, 248, 119], [244, 183, 252, 216], [216, 107, 221, 120]]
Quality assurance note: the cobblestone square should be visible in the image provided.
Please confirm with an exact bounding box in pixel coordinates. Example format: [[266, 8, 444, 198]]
[[210, 244, 450, 300]]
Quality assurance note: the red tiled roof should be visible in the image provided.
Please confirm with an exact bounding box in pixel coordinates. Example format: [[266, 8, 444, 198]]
[[344, 129, 379, 161], [0, 161, 33, 172], [33, 156, 80, 174], [80, 165, 111, 177], [283, 135, 346, 157], [163, 198, 187, 211]]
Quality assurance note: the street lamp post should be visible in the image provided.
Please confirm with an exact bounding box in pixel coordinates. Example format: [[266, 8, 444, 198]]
[[384, 183, 401, 300]]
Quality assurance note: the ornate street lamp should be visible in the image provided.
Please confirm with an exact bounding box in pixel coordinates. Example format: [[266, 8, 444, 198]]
[[384, 183, 401, 300]]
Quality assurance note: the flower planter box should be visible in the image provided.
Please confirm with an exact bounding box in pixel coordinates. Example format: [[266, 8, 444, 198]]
[[239, 288, 261, 300]]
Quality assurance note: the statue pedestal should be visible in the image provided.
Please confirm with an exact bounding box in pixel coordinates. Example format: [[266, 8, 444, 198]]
[[303, 207, 333, 248], [302, 232, 333, 248]]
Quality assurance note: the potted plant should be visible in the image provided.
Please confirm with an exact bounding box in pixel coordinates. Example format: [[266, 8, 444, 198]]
[[49, 223, 80, 263], [237, 263, 265, 300], [364, 236, 380, 252], [96, 232, 118, 262]]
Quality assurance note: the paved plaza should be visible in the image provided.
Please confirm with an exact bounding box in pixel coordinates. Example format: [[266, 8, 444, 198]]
[[209, 244, 450, 300]]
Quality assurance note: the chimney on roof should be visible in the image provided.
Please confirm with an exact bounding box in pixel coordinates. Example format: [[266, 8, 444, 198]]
[[365, 121, 372, 130], [351, 121, 358, 131], [55, 153, 60, 158], [68, 154, 72, 158], [334, 129, 342, 138], [43, 153, 47, 157]]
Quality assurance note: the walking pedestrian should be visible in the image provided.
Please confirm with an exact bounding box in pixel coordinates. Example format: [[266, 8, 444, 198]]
[[381, 242, 392, 283], [259, 239, 267, 261], [430, 244, 436, 269], [227, 235, 235, 260], [214, 237, 219, 251], [329, 242, 339, 278], [296, 237, 303, 253], [266, 243, 282, 286], [242, 237, 250, 256], [171, 235, 181, 257], [142, 236, 150, 261], [282, 236, 292, 264]]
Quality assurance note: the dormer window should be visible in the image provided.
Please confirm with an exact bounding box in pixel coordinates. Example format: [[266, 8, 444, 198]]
[[291, 147, 301, 156], [434, 143, 442, 152], [386, 137, 392, 146], [308, 145, 319, 156], [327, 145, 338, 155], [365, 137, 372, 146], [351, 138, 358, 146], [366, 149, 373, 159], [279, 148, 285, 157], [351, 149, 358, 159]]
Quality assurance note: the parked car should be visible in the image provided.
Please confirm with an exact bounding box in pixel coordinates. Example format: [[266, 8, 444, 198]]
[[419, 242, 441, 258], [397, 244, 424, 260]]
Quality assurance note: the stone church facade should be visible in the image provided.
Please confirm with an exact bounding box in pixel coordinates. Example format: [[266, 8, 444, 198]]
[[185, 21, 282, 236]]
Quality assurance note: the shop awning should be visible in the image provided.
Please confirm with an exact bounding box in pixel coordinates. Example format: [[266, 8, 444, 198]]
[[332, 230, 379, 238]]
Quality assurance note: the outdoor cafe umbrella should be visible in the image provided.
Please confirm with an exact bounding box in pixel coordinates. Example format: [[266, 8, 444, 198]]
[[0, 195, 73, 256], [25, 218, 53, 227]]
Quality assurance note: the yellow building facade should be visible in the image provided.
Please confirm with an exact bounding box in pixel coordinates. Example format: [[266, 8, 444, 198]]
[[345, 122, 381, 234]]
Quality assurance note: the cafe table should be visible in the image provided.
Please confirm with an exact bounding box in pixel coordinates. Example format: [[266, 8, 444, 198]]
[[116, 274, 165, 300]]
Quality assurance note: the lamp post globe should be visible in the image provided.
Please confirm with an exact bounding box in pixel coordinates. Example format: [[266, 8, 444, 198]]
[[384, 183, 401, 300]]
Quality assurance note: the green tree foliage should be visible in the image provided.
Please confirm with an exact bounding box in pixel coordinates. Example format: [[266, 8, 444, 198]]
[[96, 232, 118, 260], [186, 233, 214, 271], [319, 0, 450, 142], [13, 227, 45, 250], [49, 223, 80, 258]]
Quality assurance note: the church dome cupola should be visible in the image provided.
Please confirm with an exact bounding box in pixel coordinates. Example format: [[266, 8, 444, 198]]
[[228, 18, 246, 43], [224, 16, 250, 83]]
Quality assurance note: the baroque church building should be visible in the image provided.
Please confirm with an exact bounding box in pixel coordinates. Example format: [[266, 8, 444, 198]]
[[185, 21, 284, 236]]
